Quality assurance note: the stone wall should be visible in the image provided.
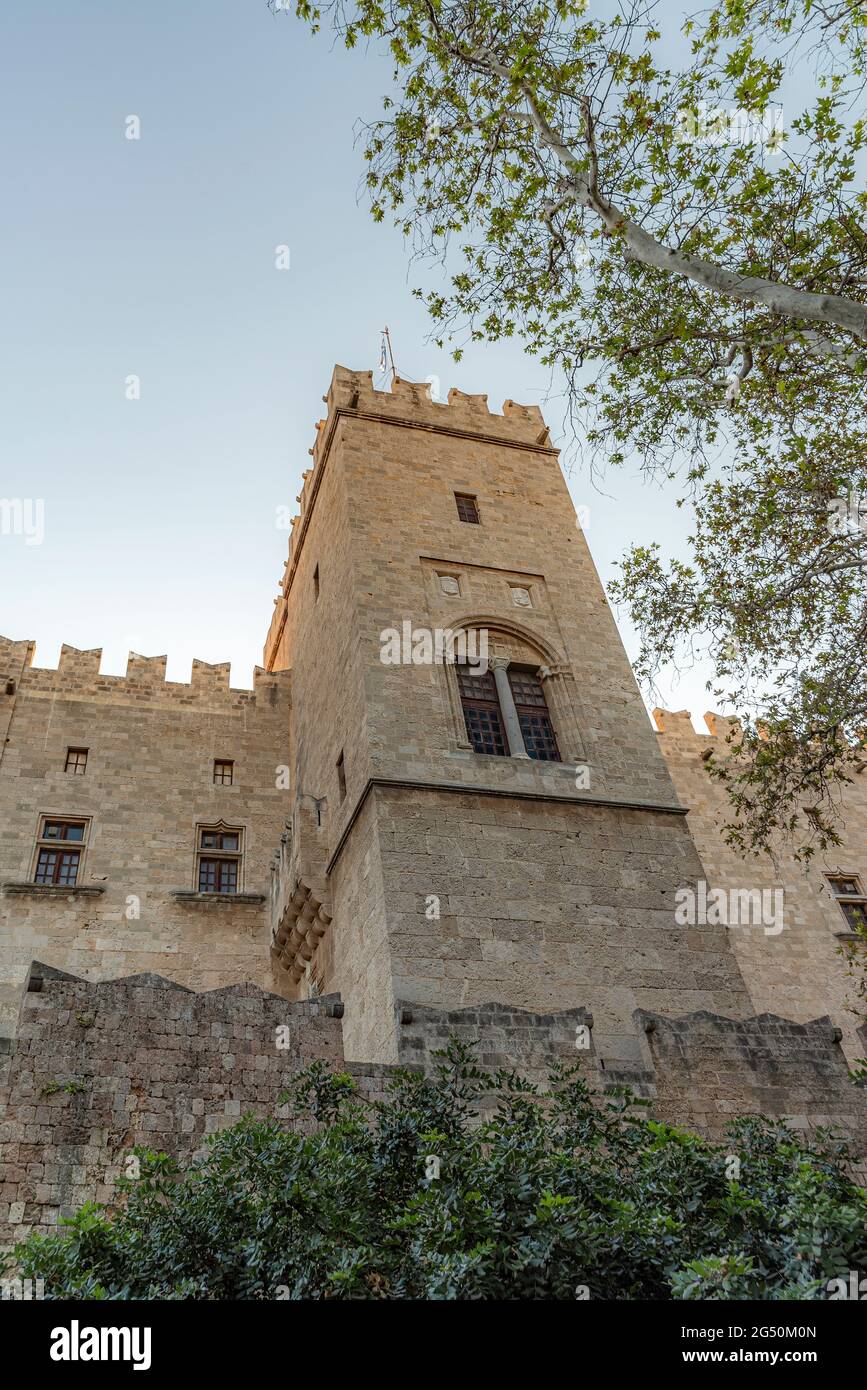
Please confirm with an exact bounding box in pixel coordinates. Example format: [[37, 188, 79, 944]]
[[2, 963, 863, 1248], [0, 639, 293, 1035], [371, 783, 750, 1068], [655, 709, 867, 1066], [2, 366, 864, 1237], [396, 997, 595, 1080], [0, 963, 352, 1245], [638, 1009, 867, 1183]]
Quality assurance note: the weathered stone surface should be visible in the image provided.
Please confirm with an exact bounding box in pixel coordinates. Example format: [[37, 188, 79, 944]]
[[0, 640, 292, 1035], [637, 1009, 867, 1184], [1, 969, 863, 1245], [0, 967, 345, 1242], [654, 710, 866, 1066]]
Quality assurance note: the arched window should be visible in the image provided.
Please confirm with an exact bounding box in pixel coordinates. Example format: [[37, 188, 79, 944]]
[[440, 619, 586, 766], [457, 659, 561, 761]]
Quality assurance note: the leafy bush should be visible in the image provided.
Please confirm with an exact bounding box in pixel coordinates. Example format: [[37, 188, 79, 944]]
[[10, 1045, 867, 1300]]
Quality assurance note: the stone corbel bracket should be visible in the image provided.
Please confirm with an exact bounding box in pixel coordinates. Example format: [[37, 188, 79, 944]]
[[271, 879, 332, 984]]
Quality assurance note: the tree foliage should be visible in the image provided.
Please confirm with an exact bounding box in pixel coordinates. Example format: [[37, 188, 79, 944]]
[[11, 1045, 867, 1299], [281, 0, 867, 856]]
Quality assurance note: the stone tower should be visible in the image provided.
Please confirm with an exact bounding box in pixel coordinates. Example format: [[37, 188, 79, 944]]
[[264, 366, 751, 1065]]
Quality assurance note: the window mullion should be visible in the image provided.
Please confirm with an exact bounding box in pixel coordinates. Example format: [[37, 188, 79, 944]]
[[490, 658, 530, 758]]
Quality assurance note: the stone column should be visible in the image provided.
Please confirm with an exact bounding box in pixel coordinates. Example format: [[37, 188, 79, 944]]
[[490, 656, 530, 758]]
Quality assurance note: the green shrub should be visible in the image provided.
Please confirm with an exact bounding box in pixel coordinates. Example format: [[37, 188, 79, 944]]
[[10, 1044, 866, 1300]]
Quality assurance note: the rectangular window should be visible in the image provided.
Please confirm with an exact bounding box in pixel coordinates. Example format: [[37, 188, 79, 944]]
[[313, 564, 320, 601], [196, 824, 243, 894], [336, 751, 346, 802], [198, 858, 239, 894], [42, 820, 85, 841], [33, 817, 88, 887], [455, 493, 480, 524], [826, 875, 867, 933], [65, 748, 88, 775], [509, 668, 561, 762], [458, 666, 509, 756], [213, 759, 234, 785]]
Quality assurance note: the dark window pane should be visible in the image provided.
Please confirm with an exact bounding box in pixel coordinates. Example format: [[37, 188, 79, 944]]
[[35, 850, 58, 883], [841, 901, 867, 932], [35, 848, 79, 885], [463, 702, 508, 756], [458, 662, 508, 755], [508, 670, 547, 708], [518, 711, 561, 762], [455, 494, 480, 524], [43, 821, 85, 841], [509, 667, 561, 762], [57, 852, 79, 886], [457, 667, 497, 701], [830, 877, 861, 898], [199, 857, 238, 894], [199, 827, 240, 856]]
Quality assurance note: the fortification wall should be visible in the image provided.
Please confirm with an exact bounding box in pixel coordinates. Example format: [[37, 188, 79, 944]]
[[0, 964, 352, 1244], [395, 997, 594, 1081], [655, 710, 867, 1066], [2, 964, 862, 1247], [0, 640, 293, 1035], [638, 1010, 866, 1180]]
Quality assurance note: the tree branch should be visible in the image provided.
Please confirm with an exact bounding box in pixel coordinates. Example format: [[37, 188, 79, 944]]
[[460, 47, 867, 341]]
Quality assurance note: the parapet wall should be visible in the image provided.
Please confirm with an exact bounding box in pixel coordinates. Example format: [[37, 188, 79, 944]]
[[638, 1010, 867, 1182], [395, 998, 595, 1083], [0, 964, 350, 1245], [0, 636, 288, 709], [1, 964, 863, 1247]]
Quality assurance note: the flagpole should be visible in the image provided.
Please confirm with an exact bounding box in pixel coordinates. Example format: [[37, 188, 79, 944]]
[[381, 325, 397, 381]]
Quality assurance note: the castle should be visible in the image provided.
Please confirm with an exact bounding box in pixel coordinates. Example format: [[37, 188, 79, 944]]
[[1, 366, 865, 1241]]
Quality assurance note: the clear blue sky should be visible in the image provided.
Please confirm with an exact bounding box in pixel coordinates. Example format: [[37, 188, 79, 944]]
[[0, 0, 712, 721]]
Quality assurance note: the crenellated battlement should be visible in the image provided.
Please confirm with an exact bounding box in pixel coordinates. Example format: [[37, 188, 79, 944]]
[[0, 635, 291, 708], [319, 362, 549, 452], [653, 708, 741, 746], [654, 707, 866, 762]]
